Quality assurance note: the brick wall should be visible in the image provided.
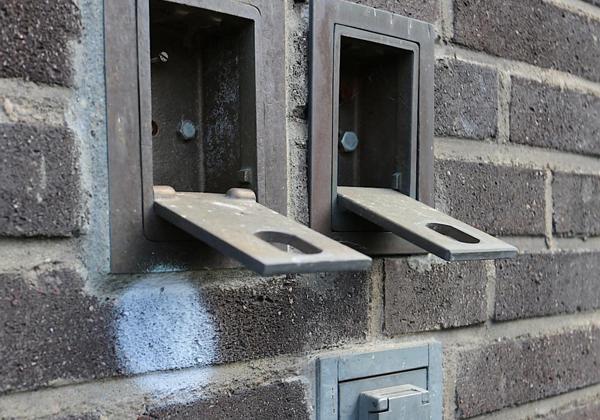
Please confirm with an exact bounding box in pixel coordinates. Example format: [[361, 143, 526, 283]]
[[1, 0, 600, 418]]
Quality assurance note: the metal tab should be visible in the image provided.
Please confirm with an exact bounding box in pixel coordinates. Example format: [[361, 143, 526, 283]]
[[154, 187, 372, 275], [359, 385, 430, 420], [337, 187, 518, 261]]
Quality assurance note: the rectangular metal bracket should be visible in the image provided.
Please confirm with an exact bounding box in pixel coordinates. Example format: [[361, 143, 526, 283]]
[[309, 0, 435, 256], [309, 1, 517, 261], [337, 187, 517, 261], [154, 187, 371, 275], [105, 0, 288, 273]]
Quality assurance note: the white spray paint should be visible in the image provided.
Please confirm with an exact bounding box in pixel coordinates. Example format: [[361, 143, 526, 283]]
[[114, 277, 217, 383]]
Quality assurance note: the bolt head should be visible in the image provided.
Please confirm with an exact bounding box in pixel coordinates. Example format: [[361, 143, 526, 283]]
[[237, 167, 252, 184], [177, 120, 197, 141], [340, 131, 359, 152], [159, 51, 169, 63]]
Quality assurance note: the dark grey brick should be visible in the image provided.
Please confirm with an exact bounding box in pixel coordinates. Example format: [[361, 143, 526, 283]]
[[511, 78, 600, 156], [495, 252, 600, 321], [348, 0, 438, 23], [553, 172, 600, 237], [0, 264, 119, 394], [435, 159, 545, 236], [0, 123, 82, 237], [206, 270, 371, 363], [435, 59, 498, 140], [384, 258, 487, 334], [453, 0, 600, 83], [145, 381, 309, 420], [112, 270, 371, 376], [0, 0, 81, 86], [455, 327, 600, 418]]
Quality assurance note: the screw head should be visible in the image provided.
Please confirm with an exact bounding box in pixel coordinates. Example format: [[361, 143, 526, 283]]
[[340, 131, 359, 152], [158, 51, 169, 63], [177, 120, 197, 141]]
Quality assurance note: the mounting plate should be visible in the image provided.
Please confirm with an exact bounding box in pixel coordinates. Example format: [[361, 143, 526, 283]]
[[153, 187, 371, 275]]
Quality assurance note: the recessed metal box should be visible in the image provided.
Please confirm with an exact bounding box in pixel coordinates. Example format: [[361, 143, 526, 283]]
[[309, 0, 517, 261], [309, 0, 435, 255], [317, 343, 442, 420], [105, 0, 371, 274]]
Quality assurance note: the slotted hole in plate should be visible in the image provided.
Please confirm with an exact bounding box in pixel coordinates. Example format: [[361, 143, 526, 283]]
[[255, 231, 323, 254], [426, 223, 480, 244]]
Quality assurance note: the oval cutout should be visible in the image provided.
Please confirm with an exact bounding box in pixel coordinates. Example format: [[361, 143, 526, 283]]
[[427, 223, 480, 244], [256, 231, 322, 255]]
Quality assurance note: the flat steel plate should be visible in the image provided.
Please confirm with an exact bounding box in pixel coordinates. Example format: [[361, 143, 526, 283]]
[[154, 188, 372, 275], [337, 187, 518, 261]]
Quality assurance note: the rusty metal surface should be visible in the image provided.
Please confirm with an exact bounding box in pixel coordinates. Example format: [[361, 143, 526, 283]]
[[309, 0, 435, 255], [154, 187, 372, 275], [106, 0, 286, 273], [337, 187, 518, 261]]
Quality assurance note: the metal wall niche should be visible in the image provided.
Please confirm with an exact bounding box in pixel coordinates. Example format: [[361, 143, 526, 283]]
[[144, 0, 259, 240], [309, 0, 435, 255], [316, 343, 443, 420], [105, 0, 371, 274], [309, 0, 517, 261]]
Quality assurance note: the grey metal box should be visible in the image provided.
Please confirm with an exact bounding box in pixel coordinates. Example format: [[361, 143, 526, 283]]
[[316, 343, 442, 420]]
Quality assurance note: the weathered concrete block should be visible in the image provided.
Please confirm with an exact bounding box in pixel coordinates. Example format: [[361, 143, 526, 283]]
[[435, 159, 545, 235], [0, 123, 82, 237], [0, 265, 118, 394], [206, 270, 371, 363], [348, 0, 438, 23], [453, 0, 600, 83], [553, 172, 600, 237], [384, 257, 487, 334], [455, 327, 600, 418], [435, 59, 498, 140], [49, 415, 100, 420], [289, 141, 309, 224], [145, 381, 309, 419], [511, 78, 600, 156], [0, 0, 81, 86], [541, 399, 600, 420], [495, 252, 600, 321]]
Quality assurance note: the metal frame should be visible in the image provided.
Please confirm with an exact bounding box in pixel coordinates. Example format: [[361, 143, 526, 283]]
[[309, 0, 435, 255], [331, 27, 420, 231], [316, 343, 443, 420], [105, 0, 286, 273]]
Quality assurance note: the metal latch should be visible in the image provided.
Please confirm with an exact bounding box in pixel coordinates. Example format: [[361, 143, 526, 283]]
[[337, 187, 517, 261], [359, 385, 430, 420], [153, 186, 372, 275]]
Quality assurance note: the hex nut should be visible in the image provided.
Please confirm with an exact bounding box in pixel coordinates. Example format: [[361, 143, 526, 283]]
[[340, 131, 359, 152], [177, 120, 197, 141]]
